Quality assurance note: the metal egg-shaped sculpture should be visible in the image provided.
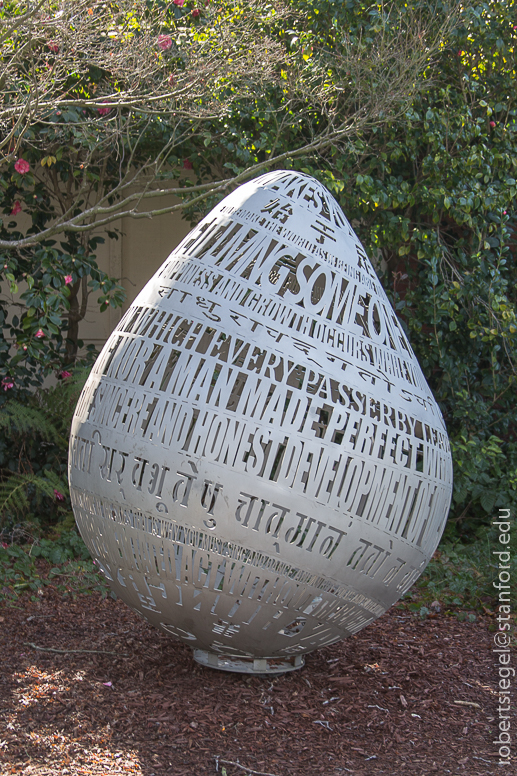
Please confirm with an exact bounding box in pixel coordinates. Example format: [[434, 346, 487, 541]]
[[69, 171, 453, 673]]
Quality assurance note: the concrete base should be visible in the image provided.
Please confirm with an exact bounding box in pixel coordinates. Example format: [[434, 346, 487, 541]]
[[192, 649, 305, 674]]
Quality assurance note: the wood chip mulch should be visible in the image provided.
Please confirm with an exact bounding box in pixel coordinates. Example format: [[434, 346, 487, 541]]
[[0, 587, 512, 776]]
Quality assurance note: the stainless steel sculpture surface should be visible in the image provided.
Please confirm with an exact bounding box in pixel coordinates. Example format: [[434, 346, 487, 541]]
[[69, 171, 453, 673]]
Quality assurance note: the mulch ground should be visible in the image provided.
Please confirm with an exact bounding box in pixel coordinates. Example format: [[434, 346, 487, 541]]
[[0, 586, 512, 776]]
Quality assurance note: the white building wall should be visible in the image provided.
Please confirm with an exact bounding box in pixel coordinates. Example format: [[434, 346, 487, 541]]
[[78, 193, 191, 350]]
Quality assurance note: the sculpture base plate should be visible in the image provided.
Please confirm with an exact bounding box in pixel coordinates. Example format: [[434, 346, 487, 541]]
[[192, 649, 305, 674]]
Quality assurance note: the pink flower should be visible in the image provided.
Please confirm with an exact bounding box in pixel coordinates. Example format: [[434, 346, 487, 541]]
[[11, 201, 22, 216], [97, 99, 112, 116], [173, 0, 185, 5], [183, 158, 193, 169], [58, 370, 72, 380], [490, 121, 496, 128], [1, 542, 8, 549], [47, 41, 59, 53], [64, 274, 73, 285], [14, 159, 30, 174], [192, 8, 200, 17], [54, 490, 65, 502], [1, 378, 14, 391], [35, 329, 45, 339], [158, 34, 172, 50]]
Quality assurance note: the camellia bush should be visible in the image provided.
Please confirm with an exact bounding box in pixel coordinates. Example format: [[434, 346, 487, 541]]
[[0, 0, 443, 389], [0, 0, 287, 391]]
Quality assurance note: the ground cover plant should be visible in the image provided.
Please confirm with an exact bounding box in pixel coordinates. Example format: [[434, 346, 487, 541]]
[[0, 529, 108, 602]]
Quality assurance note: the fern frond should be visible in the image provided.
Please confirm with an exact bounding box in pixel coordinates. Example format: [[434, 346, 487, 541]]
[[36, 470, 69, 501], [0, 473, 32, 517], [35, 368, 91, 437], [0, 402, 63, 445], [0, 471, 68, 524]]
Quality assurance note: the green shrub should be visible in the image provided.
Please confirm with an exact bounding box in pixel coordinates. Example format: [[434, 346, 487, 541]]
[[0, 528, 108, 603], [0, 368, 90, 532], [412, 526, 517, 612]]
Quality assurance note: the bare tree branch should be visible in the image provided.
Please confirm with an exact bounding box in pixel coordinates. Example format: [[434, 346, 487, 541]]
[[0, 0, 458, 249]]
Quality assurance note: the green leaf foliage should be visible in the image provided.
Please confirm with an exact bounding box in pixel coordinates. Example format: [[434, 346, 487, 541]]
[[0, 471, 66, 519], [412, 526, 517, 611], [0, 369, 90, 531], [0, 530, 109, 603]]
